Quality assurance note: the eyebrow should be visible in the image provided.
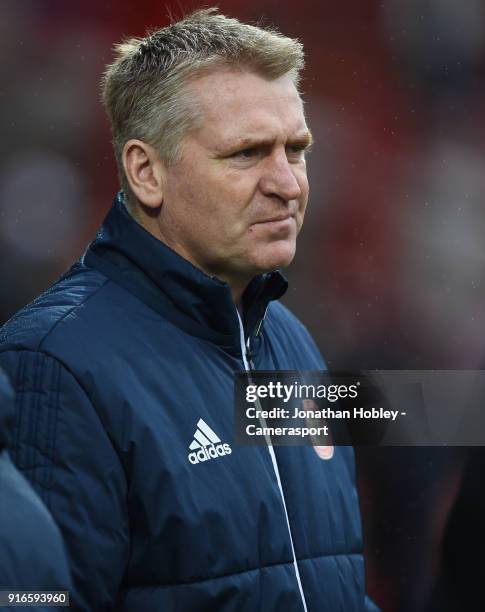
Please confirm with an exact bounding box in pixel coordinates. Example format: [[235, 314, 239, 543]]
[[223, 130, 314, 153]]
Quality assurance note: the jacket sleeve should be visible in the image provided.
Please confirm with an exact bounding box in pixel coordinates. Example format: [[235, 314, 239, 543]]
[[0, 349, 130, 611], [364, 594, 381, 611], [0, 451, 73, 597]]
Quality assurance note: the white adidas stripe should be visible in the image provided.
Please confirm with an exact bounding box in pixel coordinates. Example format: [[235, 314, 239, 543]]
[[189, 419, 222, 450], [197, 418, 221, 444], [194, 429, 212, 447]]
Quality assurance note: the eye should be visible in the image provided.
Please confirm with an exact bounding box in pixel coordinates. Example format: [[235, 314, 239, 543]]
[[286, 145, 310, 161], [231, 147, 259, 159]]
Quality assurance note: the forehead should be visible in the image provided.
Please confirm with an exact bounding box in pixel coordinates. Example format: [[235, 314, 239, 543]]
[[189, 69, 307, 145]]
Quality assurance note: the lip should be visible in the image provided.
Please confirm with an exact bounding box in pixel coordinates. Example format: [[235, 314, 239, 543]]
[[254, 214, 294, 225]]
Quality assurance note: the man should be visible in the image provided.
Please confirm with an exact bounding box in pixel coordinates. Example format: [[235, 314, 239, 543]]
[[0, 368, 72, 608], [0, 9, 378, 611]]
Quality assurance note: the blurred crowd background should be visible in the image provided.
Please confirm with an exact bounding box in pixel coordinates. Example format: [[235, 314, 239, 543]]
[[1, 1, 484, 610]]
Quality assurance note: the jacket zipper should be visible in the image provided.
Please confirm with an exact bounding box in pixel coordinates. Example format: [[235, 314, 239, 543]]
[[236, 309, 308, 612]]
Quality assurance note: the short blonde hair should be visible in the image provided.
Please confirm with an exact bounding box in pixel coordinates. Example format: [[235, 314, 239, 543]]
[[100, 8, 305, 211]]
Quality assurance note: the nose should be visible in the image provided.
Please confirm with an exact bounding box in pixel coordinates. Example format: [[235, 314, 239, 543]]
[[259, 151, 303, 203]]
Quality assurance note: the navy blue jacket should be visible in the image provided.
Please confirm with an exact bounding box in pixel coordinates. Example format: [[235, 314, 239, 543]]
[[0, 369, 72, 609], [0, 194, 378, 611]]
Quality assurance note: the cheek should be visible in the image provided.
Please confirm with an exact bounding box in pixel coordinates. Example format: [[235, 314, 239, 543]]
[[169, 172, 219, 222], [297, 178, 309, 214], [292, 165, 309, 205], [296, 190, 309, 234], [299, 169, 310, 198], [168, 162, 258, 236]]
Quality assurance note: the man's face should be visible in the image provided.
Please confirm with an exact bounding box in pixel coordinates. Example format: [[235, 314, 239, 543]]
[[158, 68, 311, 290]]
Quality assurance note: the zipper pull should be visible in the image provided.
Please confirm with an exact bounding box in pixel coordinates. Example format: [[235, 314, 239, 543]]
[[245, 337, 255, 369], [254, 305, 269, 337]]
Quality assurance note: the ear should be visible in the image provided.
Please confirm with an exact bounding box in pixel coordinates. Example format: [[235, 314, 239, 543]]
[[122, 139, 165, 208]]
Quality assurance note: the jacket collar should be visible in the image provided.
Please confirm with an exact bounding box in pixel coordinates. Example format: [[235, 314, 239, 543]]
[[83, 193, 287, 354]]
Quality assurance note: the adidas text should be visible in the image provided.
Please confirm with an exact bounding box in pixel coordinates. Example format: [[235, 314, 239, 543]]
[[188, 443, 232, 464]]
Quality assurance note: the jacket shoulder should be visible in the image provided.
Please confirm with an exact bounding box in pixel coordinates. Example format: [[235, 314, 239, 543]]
[[0, 263, 110, 353]]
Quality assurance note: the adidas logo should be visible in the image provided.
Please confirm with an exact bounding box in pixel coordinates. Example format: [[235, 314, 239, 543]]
[[188, 418, 232, 465]]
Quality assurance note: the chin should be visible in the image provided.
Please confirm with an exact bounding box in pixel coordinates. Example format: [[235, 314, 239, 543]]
[[252, 241, 296, 273]]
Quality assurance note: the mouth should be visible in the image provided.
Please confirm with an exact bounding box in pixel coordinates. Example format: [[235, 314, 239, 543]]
[[253, 214, 295, 225]]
